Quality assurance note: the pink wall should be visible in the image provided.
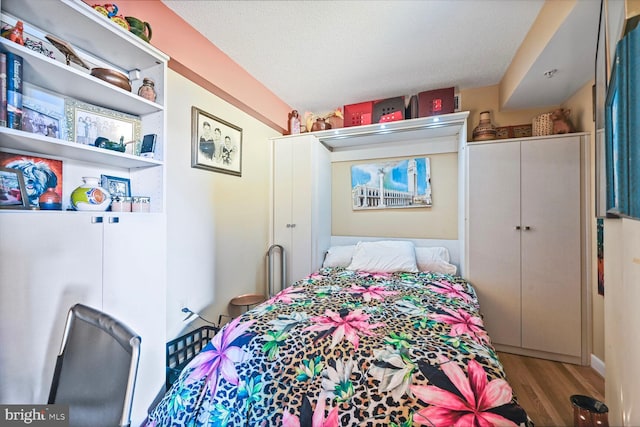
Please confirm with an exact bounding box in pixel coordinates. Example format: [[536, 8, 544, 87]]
[[85, 0, 290, 133]]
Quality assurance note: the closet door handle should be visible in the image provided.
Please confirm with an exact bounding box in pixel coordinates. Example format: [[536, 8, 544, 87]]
[[91, 216, 104, 224], [524, 226, 531, 231], [514, 225, 521, 230], [109, 217, 120, 224]]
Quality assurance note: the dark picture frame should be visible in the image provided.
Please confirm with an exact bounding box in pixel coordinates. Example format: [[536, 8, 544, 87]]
[[191, 106, 242, 176], [101, 174, 131, 197], [45, 34, 89, 69], [0, 167, 30, 209], [594, 0, 609, 218]]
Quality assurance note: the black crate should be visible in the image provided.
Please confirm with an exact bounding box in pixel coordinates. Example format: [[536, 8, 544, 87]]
[[166, 325, 218, 388]]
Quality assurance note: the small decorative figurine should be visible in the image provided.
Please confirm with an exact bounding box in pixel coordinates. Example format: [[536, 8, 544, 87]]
[[92, 4, 130, 30], [1, 21, 24, 46], [288, 110, 301, 135], [551, 108, 575, 134]]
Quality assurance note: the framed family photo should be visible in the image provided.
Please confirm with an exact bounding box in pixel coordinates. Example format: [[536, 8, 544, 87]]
[[22, 82, 66, 139], [65, 99, 141, 148], [101, 174, 131, 197], [191, 106, 242, 176], [0, 167, 29, 209]]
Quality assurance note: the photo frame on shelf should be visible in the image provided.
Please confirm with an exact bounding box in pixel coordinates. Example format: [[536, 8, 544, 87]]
[[21, 107, 60, 138], [101, 174, 131, 197], [191, 106, 242, 176], [65, 99, 141, 148], [45, 33, 89, 69], [22, 83, 66, 139], [0, 167, 29, 209]]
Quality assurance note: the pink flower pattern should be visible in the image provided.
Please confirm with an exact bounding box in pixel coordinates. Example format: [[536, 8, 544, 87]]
[[428, 280, 473, 304], [305, 308, 384, 349], [348, 284, 398, 302], [430, 307, 489, 344], [411, 356, 517, 427], [267, 286, 306, 304], [282, 394, 339, 427]]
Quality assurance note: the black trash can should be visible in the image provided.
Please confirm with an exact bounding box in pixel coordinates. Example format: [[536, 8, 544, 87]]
[[570, 395, 609, 427]]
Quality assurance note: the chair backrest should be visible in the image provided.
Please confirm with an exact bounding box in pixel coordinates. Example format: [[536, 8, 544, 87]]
[[48, 304, 141, 427]]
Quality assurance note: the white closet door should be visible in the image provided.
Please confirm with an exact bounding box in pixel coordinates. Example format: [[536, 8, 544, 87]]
[[520, 137, 582, 356], [467, 141, 522, 347], [273, 139, 294, 286], [290, 140, 314, 284]]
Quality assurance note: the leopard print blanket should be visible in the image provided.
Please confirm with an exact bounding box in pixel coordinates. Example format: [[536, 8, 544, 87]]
[[146, 267, 528, 426]]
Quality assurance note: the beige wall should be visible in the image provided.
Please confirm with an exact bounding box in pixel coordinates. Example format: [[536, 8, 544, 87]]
[[604, 219, 640, 426], [331, 153, 458, 239], [562, 80, 605, 365], [461, 85, 561, 141], [165, 71, 280, 338]]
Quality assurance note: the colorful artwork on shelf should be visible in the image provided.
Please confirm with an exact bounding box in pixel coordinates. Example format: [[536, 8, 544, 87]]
[[0, 152, 62, 208]]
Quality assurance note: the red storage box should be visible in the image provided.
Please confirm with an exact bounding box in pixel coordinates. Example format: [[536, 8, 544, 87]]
[[372, 96, 405, 123], [344, 101, 373, 127], [418, 87, 455, 117]]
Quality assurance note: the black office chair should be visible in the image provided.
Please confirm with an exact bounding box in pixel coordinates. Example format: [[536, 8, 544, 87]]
[[48, 303, 141, 427]]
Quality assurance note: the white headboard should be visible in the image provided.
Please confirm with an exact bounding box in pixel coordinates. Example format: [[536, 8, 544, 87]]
[[330, 235, 462, 274]]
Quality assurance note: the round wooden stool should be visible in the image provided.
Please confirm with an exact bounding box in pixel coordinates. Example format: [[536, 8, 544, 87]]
[[230, 293, 266, 312]]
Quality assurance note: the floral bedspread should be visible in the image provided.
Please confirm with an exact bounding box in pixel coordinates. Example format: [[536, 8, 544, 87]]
[[146, 267, 528, 426]]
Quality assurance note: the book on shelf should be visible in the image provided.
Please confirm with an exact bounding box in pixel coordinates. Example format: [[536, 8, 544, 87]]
[[6, 51, 23, 130], [0, 52, 6, 127]]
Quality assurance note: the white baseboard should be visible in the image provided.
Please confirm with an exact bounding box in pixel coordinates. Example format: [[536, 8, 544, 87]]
[[591, 354, 605, 377]]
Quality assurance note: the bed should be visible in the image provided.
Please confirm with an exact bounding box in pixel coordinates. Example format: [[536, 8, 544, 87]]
[[146, 241, 529, 426]]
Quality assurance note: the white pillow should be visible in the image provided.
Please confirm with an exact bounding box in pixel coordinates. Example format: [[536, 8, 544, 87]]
[[323, 245, 356, 268], [346, 241, 419, 273], [415, 246, 457, 275]]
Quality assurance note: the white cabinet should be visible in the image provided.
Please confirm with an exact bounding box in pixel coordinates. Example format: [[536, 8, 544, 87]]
[[0, 0, 167, 422], [466, 134, 589, 364], [0, 212, 165, 415], [0, 213, 103, 404], [272, 135, 331, 286]]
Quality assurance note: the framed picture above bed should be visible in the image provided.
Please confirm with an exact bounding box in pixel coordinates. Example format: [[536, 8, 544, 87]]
[[351, 157, 432, 210]]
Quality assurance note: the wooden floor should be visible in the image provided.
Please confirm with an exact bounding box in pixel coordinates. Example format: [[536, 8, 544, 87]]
[[498, 352, 605, 427]]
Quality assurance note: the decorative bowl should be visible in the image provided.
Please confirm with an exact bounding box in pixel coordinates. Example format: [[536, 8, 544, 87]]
[[90, 67, 131, 92]]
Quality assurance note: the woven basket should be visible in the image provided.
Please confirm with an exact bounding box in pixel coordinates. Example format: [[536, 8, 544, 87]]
[[532, 112, 553, 136]]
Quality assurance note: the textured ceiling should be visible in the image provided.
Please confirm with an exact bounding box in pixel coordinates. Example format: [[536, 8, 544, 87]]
[[162, 0, 598, 115]]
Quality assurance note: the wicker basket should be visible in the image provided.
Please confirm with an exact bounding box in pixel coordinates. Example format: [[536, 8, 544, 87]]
[[532, 112, 553, 136]]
